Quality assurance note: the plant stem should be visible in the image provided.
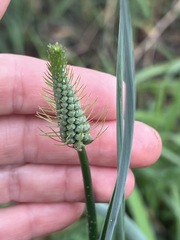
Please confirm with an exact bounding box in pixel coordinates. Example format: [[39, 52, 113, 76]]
[[78, 146, 98, 240]]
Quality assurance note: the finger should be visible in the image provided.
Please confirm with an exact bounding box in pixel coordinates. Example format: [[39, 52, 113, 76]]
[[0, 54, 116, 119], [0, 203, 84, 239], [0, 0, 10, 20], [0, 115, 162, 168], [0, 164, 134, 204], [131, 121, 162, 168]]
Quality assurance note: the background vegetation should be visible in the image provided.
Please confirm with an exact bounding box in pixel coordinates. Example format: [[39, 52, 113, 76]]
[[0, 0, 180, 239]]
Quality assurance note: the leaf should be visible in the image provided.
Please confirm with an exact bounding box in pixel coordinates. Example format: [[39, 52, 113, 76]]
[[99, 0, 135, 239]]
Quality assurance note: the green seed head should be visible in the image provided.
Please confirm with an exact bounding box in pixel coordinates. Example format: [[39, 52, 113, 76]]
[[38, 42, 94, 151]]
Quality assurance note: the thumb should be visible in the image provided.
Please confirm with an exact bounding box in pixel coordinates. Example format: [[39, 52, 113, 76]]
[[0, 0, 11, 20]]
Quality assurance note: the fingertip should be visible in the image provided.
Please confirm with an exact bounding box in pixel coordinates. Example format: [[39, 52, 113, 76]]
[[131, 121, 162, 168]]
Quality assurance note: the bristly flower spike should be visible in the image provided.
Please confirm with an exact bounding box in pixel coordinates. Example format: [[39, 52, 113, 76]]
[[37, 42, 109, 240], [37, 42, 96, 151]]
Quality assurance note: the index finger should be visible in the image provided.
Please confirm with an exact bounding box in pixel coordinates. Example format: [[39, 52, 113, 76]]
[[0, 54, 116, 120]]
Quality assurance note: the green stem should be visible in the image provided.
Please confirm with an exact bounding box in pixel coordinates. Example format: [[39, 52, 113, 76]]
[[77, 146, 98, 240]]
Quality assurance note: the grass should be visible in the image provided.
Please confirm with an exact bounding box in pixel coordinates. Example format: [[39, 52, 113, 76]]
[[0, 0, 180, 239]]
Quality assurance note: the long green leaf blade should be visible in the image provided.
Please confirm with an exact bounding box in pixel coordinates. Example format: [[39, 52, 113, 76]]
[[101, 0, 135, 238]]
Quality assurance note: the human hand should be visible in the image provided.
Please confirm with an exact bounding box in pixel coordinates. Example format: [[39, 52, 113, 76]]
[[0, 54, 162, 239], [0, 1, 162, 239]]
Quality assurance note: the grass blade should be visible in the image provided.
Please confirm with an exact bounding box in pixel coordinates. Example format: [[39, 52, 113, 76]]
[[96, 204, 148, 240], [99, 0, 135, 239]]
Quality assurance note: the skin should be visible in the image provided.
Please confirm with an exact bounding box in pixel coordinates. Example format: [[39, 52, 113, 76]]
[[0, 2, 162, 239]]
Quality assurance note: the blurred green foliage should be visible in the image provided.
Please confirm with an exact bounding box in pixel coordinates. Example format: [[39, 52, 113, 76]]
[[0, 0, 180, 239]]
